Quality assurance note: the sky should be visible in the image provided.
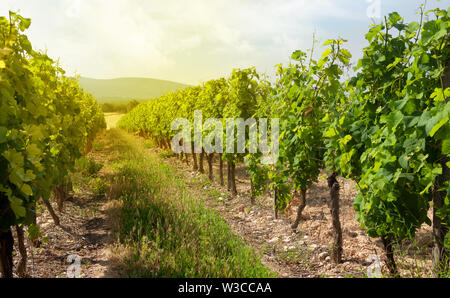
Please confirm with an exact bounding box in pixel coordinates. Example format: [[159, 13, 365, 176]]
[[0, 0, 448, 85]]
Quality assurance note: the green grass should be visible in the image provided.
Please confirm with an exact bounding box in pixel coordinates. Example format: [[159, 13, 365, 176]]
[[143, 139, 156, 149], [105, 129, 274, 278], [158, 150, 174, 159], [75, 157, 103, 176], [89, 177, 108, 198]]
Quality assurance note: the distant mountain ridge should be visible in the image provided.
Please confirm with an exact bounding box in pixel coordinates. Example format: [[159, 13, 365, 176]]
[[78, 77, 190, 103]]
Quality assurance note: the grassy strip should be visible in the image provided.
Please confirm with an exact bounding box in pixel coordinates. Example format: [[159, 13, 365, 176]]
[[103, 129, 274, 278]]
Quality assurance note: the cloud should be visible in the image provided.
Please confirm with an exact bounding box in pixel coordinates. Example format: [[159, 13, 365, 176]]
[[0, 0, 447, 84]]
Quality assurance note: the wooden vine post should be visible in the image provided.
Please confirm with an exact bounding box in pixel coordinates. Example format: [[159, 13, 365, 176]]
[[327, 173, 342, 264]]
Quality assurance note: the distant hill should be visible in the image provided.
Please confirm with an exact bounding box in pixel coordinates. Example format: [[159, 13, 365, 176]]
[[78, 77, 189, 103]]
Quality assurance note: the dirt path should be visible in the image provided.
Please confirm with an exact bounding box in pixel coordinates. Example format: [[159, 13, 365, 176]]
[[12, 128, 123, 278], [104, 113, 124, 130], [12, 194, 120, 278], [105, 113, 124, 129]]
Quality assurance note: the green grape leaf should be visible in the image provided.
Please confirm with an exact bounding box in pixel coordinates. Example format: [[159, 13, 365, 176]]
[[9, 197, 26, 218], [3, 149, 24, 168], [27, 224, 41, 240], [407, 22, 420, 33], [291, 50, 305, 61], [442, 139, 450, 155], [389, 12, 402, 24], [321, 49, 332, 59], [428, 117, 448, 137], [399, 154, 409, 169], [20, 183, 33, 197]]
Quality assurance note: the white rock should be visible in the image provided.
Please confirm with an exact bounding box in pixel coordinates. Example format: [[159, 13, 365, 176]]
[[309, 244, 318, 251], [319, 252, 328, 260], [40, 222, 51, 229], [268, 237, 279, 243]]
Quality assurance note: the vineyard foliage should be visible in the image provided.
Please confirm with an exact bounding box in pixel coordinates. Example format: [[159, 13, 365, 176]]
[[119, 8, 449, 247], [324, 9, 450, 240], [250, 39, 352, 210], [0, 12, 106, 231], [118, 68, 269, 157]]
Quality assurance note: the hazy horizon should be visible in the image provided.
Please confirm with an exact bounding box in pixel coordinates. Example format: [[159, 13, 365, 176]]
[[77, 76, 190, 102], [79, 75, 190, 85]]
